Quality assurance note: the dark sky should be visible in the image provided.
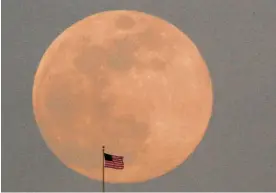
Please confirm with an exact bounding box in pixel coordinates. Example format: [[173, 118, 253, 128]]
[[2, 0, 276, 191]]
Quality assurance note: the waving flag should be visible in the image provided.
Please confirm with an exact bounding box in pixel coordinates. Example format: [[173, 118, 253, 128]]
[[104, 153, 124, 169]]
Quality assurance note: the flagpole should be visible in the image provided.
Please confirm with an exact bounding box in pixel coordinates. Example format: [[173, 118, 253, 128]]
[[102, 145, 105, 192]]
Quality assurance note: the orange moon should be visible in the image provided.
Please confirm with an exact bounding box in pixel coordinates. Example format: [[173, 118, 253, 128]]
[[33, 10, 213, 183]]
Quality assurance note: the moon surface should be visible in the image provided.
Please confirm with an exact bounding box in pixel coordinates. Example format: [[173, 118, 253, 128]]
[[33, 10, 213, 183]]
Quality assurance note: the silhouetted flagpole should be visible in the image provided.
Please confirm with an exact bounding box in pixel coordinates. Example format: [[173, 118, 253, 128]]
[[102, 145, 105, 192]]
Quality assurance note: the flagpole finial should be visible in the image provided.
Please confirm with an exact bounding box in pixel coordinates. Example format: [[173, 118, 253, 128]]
[[102, 145, 105, 149]]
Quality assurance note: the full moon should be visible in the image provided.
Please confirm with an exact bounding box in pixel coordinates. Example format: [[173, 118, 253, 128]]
[[33, 10, 213, 183]]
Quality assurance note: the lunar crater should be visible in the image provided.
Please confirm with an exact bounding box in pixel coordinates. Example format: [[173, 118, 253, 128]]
[[102, 113, 150, 165], [74, 44, 108, 75], [115, 15, 136, 30]]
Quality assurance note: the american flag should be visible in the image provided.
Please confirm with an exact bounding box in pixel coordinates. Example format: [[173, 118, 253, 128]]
[[104, 153, 124, 169]]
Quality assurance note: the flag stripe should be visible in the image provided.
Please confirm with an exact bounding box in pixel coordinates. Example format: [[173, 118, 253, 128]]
[[105, 164, 124, 168], [105, 163, 124, 166], [104, 164, 124, 169]]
